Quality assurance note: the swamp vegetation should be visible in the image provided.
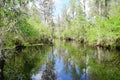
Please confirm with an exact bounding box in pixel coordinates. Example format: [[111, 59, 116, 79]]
[[0, 0, 120, 80]]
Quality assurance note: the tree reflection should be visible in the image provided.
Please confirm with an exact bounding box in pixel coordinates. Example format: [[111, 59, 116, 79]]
[[3, 46, 50, 80], [0, 50, 5, 80], [55, 42, 120, 80], [55, 42, 91, 80], [41, 61, 56, 80], [41, 46, 56, 80], [3, 41, 119, 80]]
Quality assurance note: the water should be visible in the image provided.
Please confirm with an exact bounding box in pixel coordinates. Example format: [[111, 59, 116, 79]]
[[0, 42, 120, 80]]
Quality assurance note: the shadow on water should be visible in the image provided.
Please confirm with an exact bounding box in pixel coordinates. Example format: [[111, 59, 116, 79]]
[[1, 41, 120, 80], [0, 50, 5, 80]]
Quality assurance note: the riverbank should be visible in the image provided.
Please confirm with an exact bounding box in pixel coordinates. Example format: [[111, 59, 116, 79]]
[[60, 38, 120, 51], [58, 16, 120, 51]]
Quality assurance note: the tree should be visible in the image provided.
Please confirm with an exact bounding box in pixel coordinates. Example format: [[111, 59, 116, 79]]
[[0, 0, 33, 46], [36, 0, 54, 24]]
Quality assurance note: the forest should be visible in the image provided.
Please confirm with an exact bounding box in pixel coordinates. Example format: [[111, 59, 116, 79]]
[[0, 0, 120, 49], [0, 0, 120, 80]]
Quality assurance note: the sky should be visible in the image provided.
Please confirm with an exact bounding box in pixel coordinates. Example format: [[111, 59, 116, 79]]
[[53, 0, 91, 19], [53, 0, 70, 17], [29, 0, 90, 18]]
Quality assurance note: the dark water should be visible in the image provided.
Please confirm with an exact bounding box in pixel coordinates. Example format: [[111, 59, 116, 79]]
[[0, 42, 120, 80]]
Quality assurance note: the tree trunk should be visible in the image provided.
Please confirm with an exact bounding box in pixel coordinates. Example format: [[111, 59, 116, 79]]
[[105, 0, 109, 18]]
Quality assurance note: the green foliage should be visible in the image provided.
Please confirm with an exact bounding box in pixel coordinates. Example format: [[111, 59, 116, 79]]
[[86, 15, 120, 46], [15, 18, 38, 37], [60, 0, 120, 47], [28, 14, 51, 38], [0, 0, 51, 46]]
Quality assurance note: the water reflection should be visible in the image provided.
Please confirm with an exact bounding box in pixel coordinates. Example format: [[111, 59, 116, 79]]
[[32, 42, 120, 80], [0, 50, 5, 80], [2, 45, 50, 80], [1, 42, 120, 80]]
